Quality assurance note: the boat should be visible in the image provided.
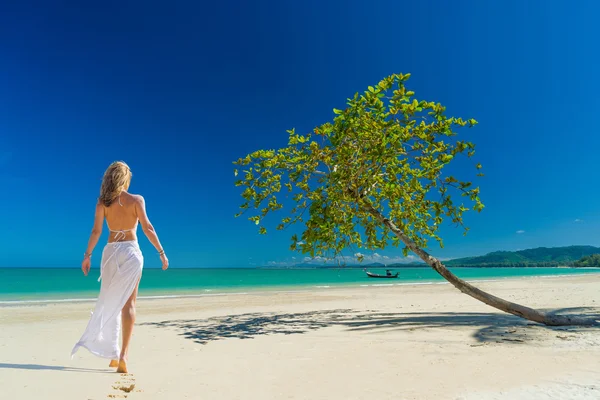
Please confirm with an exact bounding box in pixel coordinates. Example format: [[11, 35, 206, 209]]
[[366, 271, 399, 278]]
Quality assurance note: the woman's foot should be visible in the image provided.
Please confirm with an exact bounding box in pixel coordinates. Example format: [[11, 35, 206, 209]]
[[116, 358, 128, 373], [109, 359, 119, 368]]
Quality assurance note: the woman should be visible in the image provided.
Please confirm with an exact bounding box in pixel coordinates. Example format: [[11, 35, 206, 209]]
[[71, 161, 168, 373]]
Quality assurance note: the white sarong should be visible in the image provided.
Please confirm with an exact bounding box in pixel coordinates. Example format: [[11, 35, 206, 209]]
[[71, 240, 143, 359]]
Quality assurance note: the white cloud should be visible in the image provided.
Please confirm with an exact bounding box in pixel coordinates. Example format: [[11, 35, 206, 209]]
[[303, 256, 326, 263], [516, 230, 525, 234], [266, 260, 289, 266], [292, 252, 417, 266], [270, 251, 419, 268], [350, 252, 415, 264], [574, 219, 583, 223]]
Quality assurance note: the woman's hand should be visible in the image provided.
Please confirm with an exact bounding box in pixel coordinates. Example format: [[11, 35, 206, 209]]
[[82, 257, 91, 276], [160, 253, 169, 270]]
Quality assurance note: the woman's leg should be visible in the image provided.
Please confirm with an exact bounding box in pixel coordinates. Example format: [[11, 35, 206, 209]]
[[117, 281, 140, 373]]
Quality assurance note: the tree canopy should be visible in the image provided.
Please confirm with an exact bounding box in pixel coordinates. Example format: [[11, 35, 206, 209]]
[[234, 73, 483, 262], [233, 73, 599, 326]]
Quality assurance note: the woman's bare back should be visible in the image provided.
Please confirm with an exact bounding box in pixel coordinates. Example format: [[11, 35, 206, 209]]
[[104, 192, 141, 243]]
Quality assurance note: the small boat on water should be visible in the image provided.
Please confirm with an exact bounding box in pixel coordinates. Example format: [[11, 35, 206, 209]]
[[366, 271, 399, 278]]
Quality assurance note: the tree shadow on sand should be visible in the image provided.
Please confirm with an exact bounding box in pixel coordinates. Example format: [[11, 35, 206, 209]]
[[140, 307, 600, 346]]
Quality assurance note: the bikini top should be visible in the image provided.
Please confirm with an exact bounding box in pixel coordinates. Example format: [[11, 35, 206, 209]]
[[105, 194, 138, 239]]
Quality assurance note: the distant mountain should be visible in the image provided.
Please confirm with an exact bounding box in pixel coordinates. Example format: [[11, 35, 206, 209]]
[[445, 245, 600, 267], [387, 262, 427, 268], [288, 261, 390, 269], [363, 262, 386, 268], [260, 261, 418, 269], [259, 246, 600, 269]]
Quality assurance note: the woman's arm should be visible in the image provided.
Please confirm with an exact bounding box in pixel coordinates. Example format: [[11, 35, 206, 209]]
[[135, 195, 169, 270], [82, 202, 104, 276]]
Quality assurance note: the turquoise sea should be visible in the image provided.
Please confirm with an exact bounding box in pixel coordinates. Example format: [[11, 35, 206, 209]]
[[1, 267, 599, 303]]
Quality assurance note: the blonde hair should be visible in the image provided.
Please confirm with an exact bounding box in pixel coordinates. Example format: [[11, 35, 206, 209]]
[[99, 161, 132, 207]]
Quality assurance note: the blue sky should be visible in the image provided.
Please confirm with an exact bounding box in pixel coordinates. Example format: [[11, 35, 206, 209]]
[[1, 1, 599, 268]]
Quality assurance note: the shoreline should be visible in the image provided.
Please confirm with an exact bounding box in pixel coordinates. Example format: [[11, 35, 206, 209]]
[[2, 271, 600, 306]]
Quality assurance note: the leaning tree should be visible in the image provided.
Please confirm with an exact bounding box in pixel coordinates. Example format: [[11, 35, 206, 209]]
[[234, 73, 596, 326]]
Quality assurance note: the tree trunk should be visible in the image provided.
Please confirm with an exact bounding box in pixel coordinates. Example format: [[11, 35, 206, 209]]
[[365, 206, 598, 326]]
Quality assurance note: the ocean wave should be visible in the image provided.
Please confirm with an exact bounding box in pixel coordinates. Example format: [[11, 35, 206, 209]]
[[1, 272, 597, 306]]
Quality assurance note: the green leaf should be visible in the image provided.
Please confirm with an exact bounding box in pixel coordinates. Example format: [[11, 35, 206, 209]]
[[441, 154, 454, 163]]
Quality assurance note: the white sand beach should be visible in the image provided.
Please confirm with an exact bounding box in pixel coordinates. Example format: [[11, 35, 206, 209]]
[[1, 275, 599, 400]]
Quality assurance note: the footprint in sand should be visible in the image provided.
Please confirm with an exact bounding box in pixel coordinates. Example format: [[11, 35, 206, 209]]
[[108, 374, 141, 398], [112, 383, 136, 393]]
